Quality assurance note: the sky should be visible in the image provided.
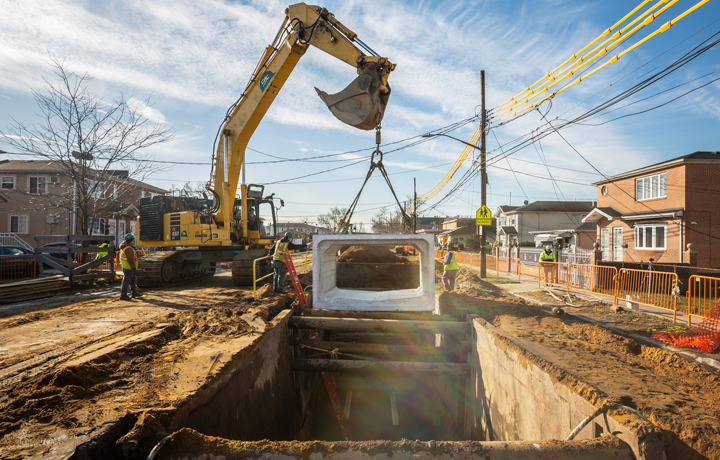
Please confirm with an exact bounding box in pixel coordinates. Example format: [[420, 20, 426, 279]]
[[1, 0, 719, 228]]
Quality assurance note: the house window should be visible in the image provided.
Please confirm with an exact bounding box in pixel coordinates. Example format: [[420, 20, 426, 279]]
[[635, 224, 666, 250], [86, 180, 106, 199], [29, 176, 47, 195], [9, 215, 29, 234], [111, 184, 118, 200], [1, 176, 15, 190], [635, 173, 667, 201], [90, 217, 106, 235], [108, 219, 117, 236], [600, 228, 609, 261], [140, 191, 145, 198]]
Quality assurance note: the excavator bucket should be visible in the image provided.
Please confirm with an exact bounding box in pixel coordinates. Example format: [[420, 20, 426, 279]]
[[315, 69, 391, 131]]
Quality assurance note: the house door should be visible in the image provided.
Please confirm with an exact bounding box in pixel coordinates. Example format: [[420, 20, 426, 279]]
[[613, 227, 623, 262], [601, 228, 609, 261], [118, 220, 126, 246]]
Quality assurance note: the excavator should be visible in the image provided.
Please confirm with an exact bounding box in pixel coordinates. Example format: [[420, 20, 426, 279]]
[[136, 3, 395, 286]]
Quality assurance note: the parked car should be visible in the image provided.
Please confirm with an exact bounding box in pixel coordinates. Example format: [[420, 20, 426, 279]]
[[0, 246, 38, 278]]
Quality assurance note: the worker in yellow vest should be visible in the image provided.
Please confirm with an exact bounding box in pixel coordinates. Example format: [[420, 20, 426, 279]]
[[540, 245, 557, 284], [442, 243, 459, 292], [271, 231, 307, 293], [119, 233, 142, 300]]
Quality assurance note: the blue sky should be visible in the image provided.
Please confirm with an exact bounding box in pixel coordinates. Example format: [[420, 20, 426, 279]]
[[1, 0, 719, 227]]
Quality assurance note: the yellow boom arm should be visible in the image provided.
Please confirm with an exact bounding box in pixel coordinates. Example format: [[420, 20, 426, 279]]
[[211, 3, 395, 233]]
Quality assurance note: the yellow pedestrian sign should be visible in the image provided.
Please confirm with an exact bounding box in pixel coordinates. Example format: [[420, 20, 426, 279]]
[[476, 205, 492, 226]]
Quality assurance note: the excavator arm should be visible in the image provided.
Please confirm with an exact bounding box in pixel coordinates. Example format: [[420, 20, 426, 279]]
[[211, 3, 396, 232]]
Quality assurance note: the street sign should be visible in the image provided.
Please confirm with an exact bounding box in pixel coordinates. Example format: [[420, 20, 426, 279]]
[[476, 205, 492, 226]]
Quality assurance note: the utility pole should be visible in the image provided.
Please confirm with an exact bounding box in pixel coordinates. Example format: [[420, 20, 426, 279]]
[[480, 70, 487, 278], [413, 178, 417, 233]]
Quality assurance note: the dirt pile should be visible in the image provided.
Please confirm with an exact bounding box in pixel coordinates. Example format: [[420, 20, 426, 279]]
[[441, 286, 720, 459], [337, 246, 406, 264]]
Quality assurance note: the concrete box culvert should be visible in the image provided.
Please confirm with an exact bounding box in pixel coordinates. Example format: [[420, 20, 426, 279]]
[[312, 234, 435, 311]]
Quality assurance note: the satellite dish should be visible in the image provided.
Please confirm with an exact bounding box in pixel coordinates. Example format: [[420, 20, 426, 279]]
[[523, 200, 529, 205]]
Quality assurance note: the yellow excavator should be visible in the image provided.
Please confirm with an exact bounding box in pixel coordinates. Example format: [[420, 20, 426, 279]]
[[136, 3, 395, 286]]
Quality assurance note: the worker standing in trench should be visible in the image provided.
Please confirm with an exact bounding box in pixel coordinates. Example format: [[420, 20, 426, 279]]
[[442, 243, 459, 292], [271, 231, 307, 293]]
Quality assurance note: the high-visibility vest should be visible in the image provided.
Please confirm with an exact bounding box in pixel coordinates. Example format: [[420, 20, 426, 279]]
[[540, 250, 556, 262], [273, 240, 290, 262], [119, 246, 136, 270], [95, 243, 109, 260], [444, 251, 459, 271]]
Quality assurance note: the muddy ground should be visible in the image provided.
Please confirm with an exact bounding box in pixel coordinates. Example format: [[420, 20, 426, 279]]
[[446, 268, 720, 459], [0, 272, 303, 460]]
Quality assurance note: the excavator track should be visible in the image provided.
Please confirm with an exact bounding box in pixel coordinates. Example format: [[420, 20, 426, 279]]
[[232, 249, 270, 286], [138, 251, 216, 288]]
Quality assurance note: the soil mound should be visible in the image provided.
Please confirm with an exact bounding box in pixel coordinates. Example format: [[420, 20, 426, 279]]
[[337, 246, 405, 264]]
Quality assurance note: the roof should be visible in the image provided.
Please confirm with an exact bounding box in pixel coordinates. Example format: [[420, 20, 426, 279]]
[[506, 201, 594, 213], [500, 226, 518, 234], [0, 160, 166, 193], [497, 205, 519, 213], [593, 151, 720, 185], [528, 222, 596, 234], [583, 206, 683, 223]]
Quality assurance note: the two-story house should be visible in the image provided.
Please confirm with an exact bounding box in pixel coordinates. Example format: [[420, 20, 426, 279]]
[[0, 159, 165, 248], [582, 151, 720, 267], [438, 216, 495, 247], [496, 201, 595, 248]]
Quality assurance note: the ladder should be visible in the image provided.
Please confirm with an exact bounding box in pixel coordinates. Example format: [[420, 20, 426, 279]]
[[284, 253, 353, 441]]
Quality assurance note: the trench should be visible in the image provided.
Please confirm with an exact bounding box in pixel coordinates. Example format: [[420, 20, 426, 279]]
[[71, 246, 662, 459]]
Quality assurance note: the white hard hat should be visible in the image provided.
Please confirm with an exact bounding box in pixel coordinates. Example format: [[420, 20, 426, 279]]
[[546, 245, 552, 250]]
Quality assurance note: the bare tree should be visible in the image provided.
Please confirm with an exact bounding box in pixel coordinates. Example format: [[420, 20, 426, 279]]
[[0, 58, 172, 241], [371, 206, 407, 234], [316, 206, 349, 232]]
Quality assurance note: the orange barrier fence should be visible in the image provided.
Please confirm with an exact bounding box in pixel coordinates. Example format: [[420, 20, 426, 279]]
[[615, 268, 679, 322], [538, 261, 569, 288], [567, 264, 618, 298], [687, 275, 720, 326], [0, 254, 38, 281]]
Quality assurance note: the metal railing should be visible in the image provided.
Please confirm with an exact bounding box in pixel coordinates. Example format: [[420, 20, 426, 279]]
[[686, 275, 720, 326], [0, 254, 38, 282], [615, 268, 679, 322], [0, 233, 33, 250], [538, 261, 569, 288], [567, 264, 618, 298], [253, 255, 273, 299]]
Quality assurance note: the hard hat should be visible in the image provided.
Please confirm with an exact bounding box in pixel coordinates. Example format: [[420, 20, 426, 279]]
[[545, 245, 552, 250], [125, 233, 135, 242], [284, 231, 293, 238]]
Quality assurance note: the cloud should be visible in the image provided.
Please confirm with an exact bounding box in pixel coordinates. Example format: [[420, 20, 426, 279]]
[[126, 97, 167, 123]]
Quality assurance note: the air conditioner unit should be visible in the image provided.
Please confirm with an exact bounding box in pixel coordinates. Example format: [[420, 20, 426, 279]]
[[46, 215, 60, 224], [49, 176, 60, 184]]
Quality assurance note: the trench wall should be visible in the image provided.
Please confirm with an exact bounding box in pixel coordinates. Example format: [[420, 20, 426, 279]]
[[167, 309, 297, 441], [464, 315, 665, 460]]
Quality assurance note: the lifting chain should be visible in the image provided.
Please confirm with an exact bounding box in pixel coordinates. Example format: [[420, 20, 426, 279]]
[[338, 121, 413, 233]]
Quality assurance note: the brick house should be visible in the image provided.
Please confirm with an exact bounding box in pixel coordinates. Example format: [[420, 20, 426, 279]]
[[582, 151, 720, 267], [0, 159, 165, 248]]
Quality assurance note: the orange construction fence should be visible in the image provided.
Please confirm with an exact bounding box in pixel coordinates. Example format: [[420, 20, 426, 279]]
[[687, 275, 720, 327], [0, 254, 38, 281], [566, 264, 618, 298], [615, 268, 679, 322], [538, 261, 569, 289]]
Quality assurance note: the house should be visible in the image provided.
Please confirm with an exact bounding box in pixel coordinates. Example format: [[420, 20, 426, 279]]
[[496, 201, 595, 248], [528, 222, 597, 249], [582, 151, 720, 267], [437, 216, 495, 248], [0, 159, 166, 248]]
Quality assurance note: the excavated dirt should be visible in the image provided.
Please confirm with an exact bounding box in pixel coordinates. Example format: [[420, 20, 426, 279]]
[[441, 271, 720, 459], [0, 272, 298, 460], [337, 246, 409, 264]]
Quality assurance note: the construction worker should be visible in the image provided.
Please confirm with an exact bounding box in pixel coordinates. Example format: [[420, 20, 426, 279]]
[[540, 245, 557, 284], [94, 242, 109, 270], [270, 231, 307, 293], [442, 243, 459, 292], [119, 233, 142, 300]]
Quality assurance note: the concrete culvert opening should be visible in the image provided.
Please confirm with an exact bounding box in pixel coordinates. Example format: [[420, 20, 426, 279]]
[[336, 245, 420, 291]]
